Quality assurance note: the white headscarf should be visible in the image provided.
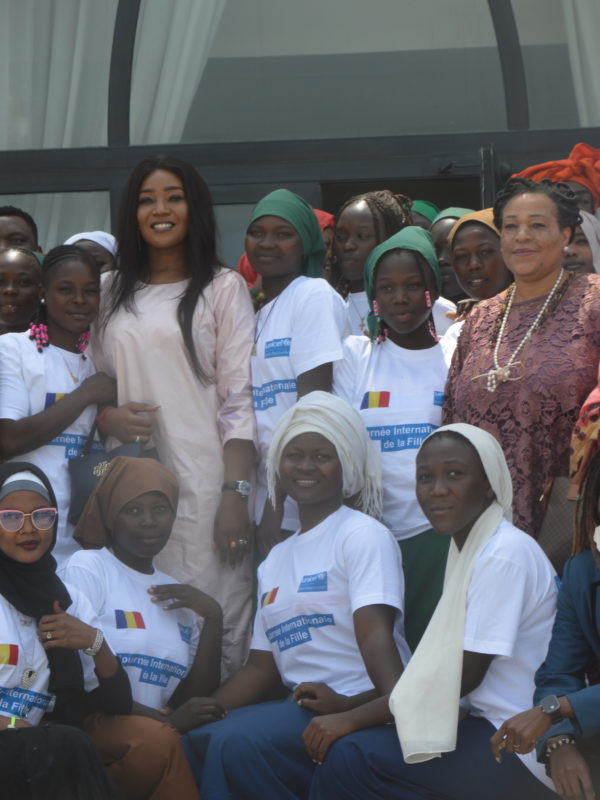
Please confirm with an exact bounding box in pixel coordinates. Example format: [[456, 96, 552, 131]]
[[579, 210, 600, 273], [0, 471, 50, 502], [266, 391, 383, 518], [389, 423, 513, 763], [63, 230, 117, 255]]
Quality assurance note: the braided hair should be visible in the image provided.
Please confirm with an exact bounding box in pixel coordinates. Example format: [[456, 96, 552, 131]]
[[331, 190, 413, 297], [29, 245, 99, 354], [573, 449, 600, 568], [493, 177, 581, 242]]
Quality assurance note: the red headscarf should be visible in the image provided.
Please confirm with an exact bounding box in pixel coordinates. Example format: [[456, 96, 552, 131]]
[[313, 208, 335, 231], [515, 142, 600, 208]]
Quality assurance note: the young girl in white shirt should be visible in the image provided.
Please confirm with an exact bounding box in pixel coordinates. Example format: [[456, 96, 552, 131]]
[[334, 226, 455, 649], [247, 189, 348, 554], [183, 391, 410, 800], [0, 246, 116, 562], [310, 424, 558, 800]]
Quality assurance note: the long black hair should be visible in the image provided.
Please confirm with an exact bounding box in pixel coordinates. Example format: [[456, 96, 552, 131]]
[[107, 154, 221, 384]]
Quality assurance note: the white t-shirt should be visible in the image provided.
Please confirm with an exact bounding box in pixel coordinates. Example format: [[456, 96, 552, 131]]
[[251, 276, 348, 528], [0, 585, 99, 725], [251, 505, 410, 695], [441, 319, 465, 349], [0, 331, 101, 563], [344, 290, 455, 337], [61, 548, 201, 710], [461, 519, 557, 787], [334, 335, 454, 540]]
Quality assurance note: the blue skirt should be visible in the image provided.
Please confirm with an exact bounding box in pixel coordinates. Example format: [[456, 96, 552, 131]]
[[308, 716, 558, 800], [183, 698, 318, 799]]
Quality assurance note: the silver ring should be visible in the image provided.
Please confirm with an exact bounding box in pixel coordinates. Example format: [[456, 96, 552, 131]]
[[135, 435, 140, 443], [238, 539, 249, 545], [46, 632, 53, 641]]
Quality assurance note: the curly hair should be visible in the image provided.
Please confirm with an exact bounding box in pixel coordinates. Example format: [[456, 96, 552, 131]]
[[331, 190, 413, 297], [573, 449, 600, 568], [107, 155, 221, 385], [493, 177, 580, 241]]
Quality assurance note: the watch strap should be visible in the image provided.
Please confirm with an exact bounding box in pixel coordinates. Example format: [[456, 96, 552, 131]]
[[83, 628, 104, 656]]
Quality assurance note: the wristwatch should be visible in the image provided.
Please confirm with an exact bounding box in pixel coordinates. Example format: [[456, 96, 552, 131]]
[[83, 628, 104, 656], [222, 480, 252, 498], [539, 694, 562, 725]]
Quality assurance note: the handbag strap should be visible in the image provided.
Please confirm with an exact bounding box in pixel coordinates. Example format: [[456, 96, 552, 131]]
[[81, 419, 98, 457]]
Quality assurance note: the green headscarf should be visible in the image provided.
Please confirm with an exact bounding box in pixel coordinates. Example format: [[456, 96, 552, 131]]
[[411, 200, 440, 224], [248, 189, 325, 278], [364, 226, 441, 341], [431, 207, 474, 226]]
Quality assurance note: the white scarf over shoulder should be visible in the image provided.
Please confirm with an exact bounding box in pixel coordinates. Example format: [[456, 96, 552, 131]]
[[389, 423, 513, 763]]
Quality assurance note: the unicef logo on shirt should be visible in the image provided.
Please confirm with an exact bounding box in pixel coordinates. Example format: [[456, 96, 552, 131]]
[[264, 338, 291, 359], [297, 572, 328, 593]]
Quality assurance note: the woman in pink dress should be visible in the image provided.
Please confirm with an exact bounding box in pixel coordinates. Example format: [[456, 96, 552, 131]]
[[93, 156, 256, 674]]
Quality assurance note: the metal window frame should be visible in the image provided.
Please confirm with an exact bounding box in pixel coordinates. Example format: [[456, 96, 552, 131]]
[[0, 0, 596, 219]]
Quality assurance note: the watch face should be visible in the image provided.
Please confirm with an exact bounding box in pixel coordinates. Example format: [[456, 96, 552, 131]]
[[238, 481, 252, 496], [541, 695, 561, 715]]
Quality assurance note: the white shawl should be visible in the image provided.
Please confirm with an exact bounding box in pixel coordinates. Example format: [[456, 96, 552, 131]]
[[389, 423, 513, 763]]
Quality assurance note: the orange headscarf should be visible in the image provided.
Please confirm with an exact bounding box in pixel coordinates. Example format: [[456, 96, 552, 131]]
[[515, 142, 600, 208]]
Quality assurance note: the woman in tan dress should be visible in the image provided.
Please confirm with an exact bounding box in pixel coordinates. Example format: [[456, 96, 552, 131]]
[[444, 178, 600, 537], [93, 156, 256, 674]]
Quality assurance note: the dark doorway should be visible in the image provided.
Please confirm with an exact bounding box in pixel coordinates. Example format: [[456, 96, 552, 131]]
[[321, 176, 481, 217]]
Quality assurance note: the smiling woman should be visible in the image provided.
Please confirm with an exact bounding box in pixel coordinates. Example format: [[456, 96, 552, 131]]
[[310, 424, 559, 800], [0, 246, 118, 561], [92, 155, 256, 676], [183, 391, 409, 800], [444, 179, 600, 537], [247, 189, 348, 556]]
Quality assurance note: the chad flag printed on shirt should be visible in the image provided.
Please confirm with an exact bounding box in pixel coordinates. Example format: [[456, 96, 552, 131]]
[[360, 391, 390, 410], [115, 610, 146, 629], [44, 393, 68, 409], [261, 587, 279, 607], [0, 644, 18, 665]]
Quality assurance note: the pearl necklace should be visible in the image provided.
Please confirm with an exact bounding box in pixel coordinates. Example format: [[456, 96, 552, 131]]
[[480, 268, 565, 393]]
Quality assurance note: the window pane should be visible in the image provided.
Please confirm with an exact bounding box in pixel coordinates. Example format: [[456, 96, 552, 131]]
[[183, 0, 506, 143], [511, 0, 580, 129], [0, 0, 117, 150]]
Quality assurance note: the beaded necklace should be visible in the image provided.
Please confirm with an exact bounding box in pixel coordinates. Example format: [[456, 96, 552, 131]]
[[475, 268, 571, 392]]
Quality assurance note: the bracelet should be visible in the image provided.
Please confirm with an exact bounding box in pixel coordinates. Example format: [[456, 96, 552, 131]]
[[96, 406, 116, 434], [545, 735, 576, 761], [6, 716, 18, 729], [82, 628, 104, 656]]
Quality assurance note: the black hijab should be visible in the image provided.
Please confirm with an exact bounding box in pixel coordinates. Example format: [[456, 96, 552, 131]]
[[0, 462, 83, 694]]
